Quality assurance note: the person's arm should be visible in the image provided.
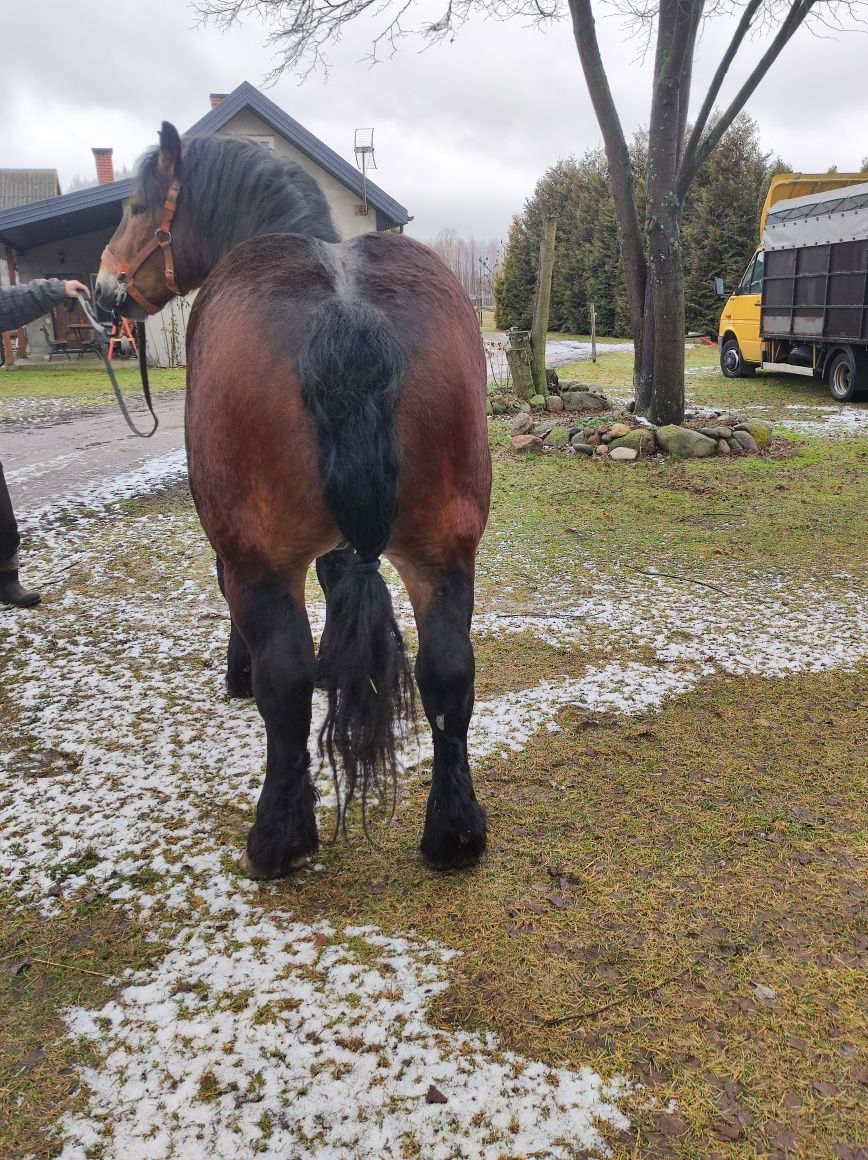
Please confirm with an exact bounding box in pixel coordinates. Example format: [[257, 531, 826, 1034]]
[[0, 279, 89, 333]]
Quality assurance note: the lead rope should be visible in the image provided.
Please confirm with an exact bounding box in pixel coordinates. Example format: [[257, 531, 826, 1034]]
[[76, 293, 159, 438]]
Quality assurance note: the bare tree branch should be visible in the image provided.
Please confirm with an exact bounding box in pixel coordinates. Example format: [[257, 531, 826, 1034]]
[[679, 0, 763, 177], [680, 0, 819, 191]]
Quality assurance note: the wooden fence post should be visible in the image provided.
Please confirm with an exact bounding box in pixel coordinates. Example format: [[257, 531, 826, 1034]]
[[530, 216, 557, 398], [590, 303, 597, 363]]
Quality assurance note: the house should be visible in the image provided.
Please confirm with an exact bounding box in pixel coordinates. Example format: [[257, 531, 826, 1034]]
[[0, 82, 410, 367]]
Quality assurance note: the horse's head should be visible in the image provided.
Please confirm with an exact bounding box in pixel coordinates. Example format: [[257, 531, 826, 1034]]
[[96, 122, 195, 319]]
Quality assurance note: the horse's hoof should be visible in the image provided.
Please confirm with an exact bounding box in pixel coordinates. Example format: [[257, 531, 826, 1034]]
[[239, 850, 310, 880], [420, 821, 487, 871]]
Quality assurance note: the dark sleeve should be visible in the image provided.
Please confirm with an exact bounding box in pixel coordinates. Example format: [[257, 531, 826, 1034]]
[[0, 279, 68, 332]]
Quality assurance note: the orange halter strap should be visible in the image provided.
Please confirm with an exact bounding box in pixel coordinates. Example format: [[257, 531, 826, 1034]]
[[100, 179, 182, 315]]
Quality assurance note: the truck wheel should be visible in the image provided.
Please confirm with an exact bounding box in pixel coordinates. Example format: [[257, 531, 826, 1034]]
[[720, 338, 755, 378], [826, 350, 866, 402]]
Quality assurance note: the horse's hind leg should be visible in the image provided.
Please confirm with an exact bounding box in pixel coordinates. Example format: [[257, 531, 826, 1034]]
[[225, 566, 319, 878], [397, 561, 487, 869], [216, 556, 252, 698]]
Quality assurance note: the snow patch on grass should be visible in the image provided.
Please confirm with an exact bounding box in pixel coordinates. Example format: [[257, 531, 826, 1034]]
[[57, 906, 629, 1159]]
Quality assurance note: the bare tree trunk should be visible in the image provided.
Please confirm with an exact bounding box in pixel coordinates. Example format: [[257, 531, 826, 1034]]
[[634, 0, 700, 423], [638, 199, 685, 424], [530, 216, 557, 397]]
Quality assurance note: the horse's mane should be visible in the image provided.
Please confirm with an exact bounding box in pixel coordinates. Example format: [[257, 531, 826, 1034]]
[[136, 133, 340, 266]]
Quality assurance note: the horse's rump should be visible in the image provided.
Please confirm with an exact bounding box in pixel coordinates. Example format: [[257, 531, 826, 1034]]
[[186, 231, 490, 571]]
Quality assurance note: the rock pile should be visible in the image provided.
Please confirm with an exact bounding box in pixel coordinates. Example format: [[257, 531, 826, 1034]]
[[506, 392, 773, 462]]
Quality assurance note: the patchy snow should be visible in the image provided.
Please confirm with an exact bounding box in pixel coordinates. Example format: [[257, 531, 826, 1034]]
[[2, 498, 635, 1159], [3, 453, 867, 1159], [57, 907, 629, 1160], [474, 563, 868, 687], [775, 404, 868, 436]]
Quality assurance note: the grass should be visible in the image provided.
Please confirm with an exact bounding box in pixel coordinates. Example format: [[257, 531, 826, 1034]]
[[1, 364, 867, 1158], [481, 422, 868, 586], [552, 343, 863, 422], [245, 663, 867, 1159], [0, 362, 185, 420], [0, 898, 162, 1158]]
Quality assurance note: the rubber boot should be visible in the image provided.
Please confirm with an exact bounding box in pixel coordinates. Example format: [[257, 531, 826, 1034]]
[[0, 553, 41, 608]]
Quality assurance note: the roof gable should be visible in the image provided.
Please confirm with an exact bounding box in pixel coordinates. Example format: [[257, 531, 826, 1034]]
[[185, 81, 409, 227]]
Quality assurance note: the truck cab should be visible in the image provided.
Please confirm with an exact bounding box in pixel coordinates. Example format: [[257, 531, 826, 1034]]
[[719, 249, 764, 375]]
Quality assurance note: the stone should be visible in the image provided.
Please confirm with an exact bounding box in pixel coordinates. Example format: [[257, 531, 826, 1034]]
[[601, 433, 613, 444], [732, 429, 759, 453], [595, 444, 609, 458], [546, 394, 564, 412], [588, 434, 602, 446], [561, 390, 608, 413], [717, 426, 733, 440], [655, 424, 717, 458], [568, 427, 580, 440], [512, 434, 543, 453], [533, 420, 560, 437], [529, 394, 547, 410], [699, 427, 719, 439], [571, 438, 594, 454], [609, 428, 657, 456], [518, 402, 531, 413], [610, 422, 631, 438], [610, 446, 638, 461], [727, 437, 742, 453], [583, 428, 596, 439], [744, 419, 772, 449], [545, 427, 571, 448], [717, 439, 731, 457], [511, 411, 534, 436]]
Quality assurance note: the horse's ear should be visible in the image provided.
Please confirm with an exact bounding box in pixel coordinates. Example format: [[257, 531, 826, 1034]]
[[157, 122, 182, 181]]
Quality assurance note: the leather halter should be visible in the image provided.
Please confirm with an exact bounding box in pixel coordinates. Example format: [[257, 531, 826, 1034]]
[[100, 179, 182, 315]]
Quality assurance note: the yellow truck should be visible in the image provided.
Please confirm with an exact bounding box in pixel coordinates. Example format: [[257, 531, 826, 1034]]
[[717, 173, 868, 400]]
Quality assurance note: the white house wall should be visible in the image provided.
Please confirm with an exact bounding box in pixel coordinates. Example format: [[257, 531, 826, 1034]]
[[216, 110, 377, 241]]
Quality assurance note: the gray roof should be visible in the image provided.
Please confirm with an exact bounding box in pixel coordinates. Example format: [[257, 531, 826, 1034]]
[[0, 82, 409, 251], [186, 82, 409, 228], [0, 169, 61, 211]]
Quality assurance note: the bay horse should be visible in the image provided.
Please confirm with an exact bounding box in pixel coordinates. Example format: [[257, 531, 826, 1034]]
[[95, 123, 491, 878]]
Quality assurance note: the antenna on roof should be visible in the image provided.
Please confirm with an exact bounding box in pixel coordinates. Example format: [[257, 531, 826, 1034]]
[[354, 128, 377, 216]]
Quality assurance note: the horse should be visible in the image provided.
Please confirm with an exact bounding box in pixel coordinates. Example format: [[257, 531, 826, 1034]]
[[95, 123, 492, 879]]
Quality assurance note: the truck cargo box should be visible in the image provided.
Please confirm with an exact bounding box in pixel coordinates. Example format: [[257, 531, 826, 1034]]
[[761, 182, 868, 344]]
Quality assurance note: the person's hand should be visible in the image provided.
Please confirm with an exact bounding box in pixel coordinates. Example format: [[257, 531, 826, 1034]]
[[64, 279, 89, 298]]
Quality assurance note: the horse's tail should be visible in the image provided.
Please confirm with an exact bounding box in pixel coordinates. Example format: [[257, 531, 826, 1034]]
[[298, 297, 415, 832]]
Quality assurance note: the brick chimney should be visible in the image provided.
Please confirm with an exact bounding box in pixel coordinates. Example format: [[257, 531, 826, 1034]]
[[92, 148, 114, 185], [209, 93, 227, 108]]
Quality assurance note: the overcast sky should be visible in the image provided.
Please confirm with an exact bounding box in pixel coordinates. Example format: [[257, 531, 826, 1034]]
[[2, 0, 866, 244]]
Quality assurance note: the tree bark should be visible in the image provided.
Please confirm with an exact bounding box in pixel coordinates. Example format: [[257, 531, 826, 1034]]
[[530, 216, 557, 396]]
